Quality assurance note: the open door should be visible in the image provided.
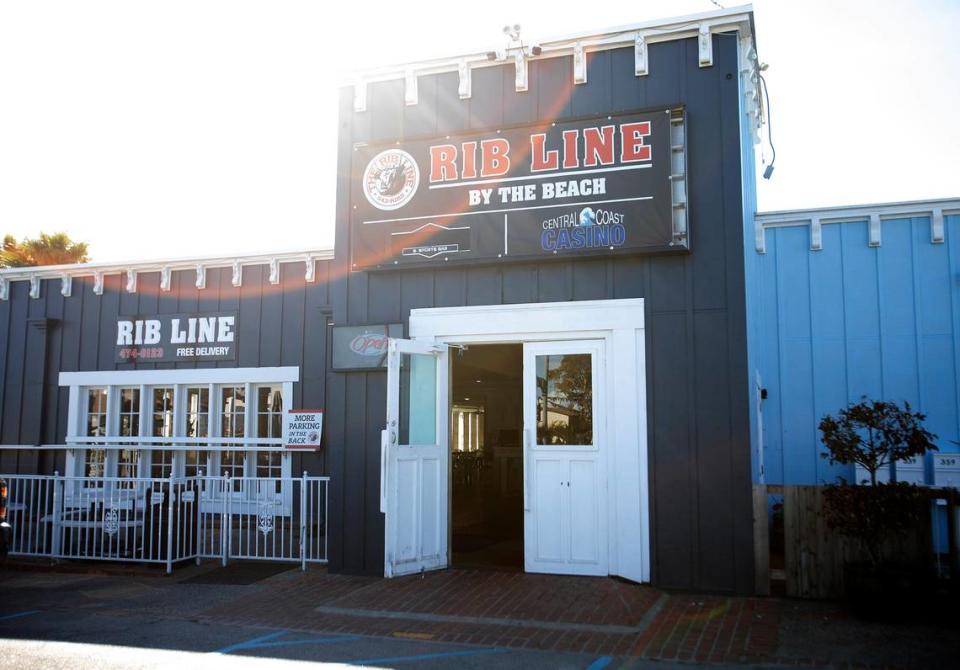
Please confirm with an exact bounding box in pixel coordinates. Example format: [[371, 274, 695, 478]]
[[380, 338, 449, 577], [523, 340, 607, 576]]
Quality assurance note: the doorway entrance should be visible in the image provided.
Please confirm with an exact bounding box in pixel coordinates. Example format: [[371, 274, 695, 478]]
[[450, 344, 523, 570], [381, 299, 649, 583]]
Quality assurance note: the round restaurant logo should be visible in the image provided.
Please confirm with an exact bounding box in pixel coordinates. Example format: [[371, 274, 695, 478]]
[[362, 149, 419, 211]]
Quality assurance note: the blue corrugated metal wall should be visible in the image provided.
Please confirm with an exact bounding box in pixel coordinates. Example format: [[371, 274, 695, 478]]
[[757, 214, 960, 484]]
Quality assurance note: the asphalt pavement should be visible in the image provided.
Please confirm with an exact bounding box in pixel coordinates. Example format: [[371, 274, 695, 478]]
[[0, 607, 758, 669]]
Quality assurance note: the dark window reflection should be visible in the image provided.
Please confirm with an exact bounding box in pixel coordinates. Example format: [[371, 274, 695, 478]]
[[535, 353, 593, 445]]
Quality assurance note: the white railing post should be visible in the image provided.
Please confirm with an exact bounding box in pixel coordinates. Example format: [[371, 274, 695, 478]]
[[51, 471, 62, 559], [221, 473, 230, 567], [166, 474, 175, 574], [300, 471, 307, 571], [194, 472, 201, 565]]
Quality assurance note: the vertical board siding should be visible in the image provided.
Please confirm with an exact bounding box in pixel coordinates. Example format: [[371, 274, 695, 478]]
[[328, 34, 754, 590], [759, 216, 960, 485], [0, 261, 334, 472], [1, 34, 756, 592]]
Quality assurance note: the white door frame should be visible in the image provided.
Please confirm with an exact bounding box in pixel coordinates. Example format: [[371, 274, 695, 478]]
[[409, 298, 649, 583]]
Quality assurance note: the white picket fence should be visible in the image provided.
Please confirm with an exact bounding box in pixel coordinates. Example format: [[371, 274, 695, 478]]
[[2, 473, 328, 572]]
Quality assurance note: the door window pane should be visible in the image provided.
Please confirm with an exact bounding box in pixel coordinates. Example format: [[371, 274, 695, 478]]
[[151, 387, 175, 478], [398, 353, 436, 445], [220, 386, 246, 478], [85, 388, 108, 478], [535, 353, 593, 446], [118, 387, 140, 479], [185, 386, 210, 477], [255, 385, 283, 477]]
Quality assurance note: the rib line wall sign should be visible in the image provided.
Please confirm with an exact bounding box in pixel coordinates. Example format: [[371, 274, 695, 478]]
[[350, 107, 687, 270]]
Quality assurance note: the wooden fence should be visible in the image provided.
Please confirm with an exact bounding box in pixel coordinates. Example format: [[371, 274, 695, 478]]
[[753, 484, 959, 599]]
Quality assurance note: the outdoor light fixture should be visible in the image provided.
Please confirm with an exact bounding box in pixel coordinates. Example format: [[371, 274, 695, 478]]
[[759, 66, 776, 180]]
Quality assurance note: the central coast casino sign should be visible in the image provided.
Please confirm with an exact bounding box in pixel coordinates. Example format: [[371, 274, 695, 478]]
[[349, 107, 687, 270]]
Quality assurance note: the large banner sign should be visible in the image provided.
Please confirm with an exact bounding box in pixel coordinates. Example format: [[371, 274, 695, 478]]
[[350, 107, 687, 270], [115, 312, 238, 363]]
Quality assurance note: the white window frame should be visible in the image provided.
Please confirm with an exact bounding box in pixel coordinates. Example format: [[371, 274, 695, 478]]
[[60, 367, 299, 482]]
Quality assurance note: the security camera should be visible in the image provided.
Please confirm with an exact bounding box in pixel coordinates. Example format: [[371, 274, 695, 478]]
[[502, 24, 521, 41], [531, 45, 542, 56]]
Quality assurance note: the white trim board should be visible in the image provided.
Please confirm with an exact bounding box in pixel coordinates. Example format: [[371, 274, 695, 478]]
[[409, 298, 650, 584], [410, 298, 645, 339], [59, 366, 300, 388]]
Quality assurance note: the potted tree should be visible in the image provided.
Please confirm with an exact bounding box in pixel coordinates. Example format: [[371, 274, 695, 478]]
[[819, 399, 937, 618]]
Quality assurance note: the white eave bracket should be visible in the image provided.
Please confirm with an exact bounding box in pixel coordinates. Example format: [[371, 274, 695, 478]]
[[160, 266, 172, 292], [514, 50, 528, 92], [932, 209, 945, 243], [809, 218, 822, 251], [354, 79, 367, 113], [405, 70, 418, 106], [573, 42, 587, 85], [698, 23, 713, 67], [634, 33, 648, 76], [458, 60, 471, 99]]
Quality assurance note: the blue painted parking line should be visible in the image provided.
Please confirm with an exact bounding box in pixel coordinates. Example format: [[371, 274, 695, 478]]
[[216, 629, 289, 653], [240, 634, 362, 650], [587, 655, 614, 670], [349, 648, 508, 665], [0, 610, 41, 622], [217, 628, 362, 654]]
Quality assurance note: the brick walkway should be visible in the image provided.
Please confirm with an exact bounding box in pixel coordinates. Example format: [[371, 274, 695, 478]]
[[199, 569, 781, 664]]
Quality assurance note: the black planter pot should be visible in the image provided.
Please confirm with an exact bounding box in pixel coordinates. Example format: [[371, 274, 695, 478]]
[[843, 561, 924, 621]]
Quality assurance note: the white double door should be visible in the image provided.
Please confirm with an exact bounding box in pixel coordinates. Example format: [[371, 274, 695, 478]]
[[522, 340, 607, 576], [382, 337, 607, 578]]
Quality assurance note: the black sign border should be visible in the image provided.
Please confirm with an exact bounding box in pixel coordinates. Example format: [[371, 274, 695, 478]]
[[348, 104, 691, 272]]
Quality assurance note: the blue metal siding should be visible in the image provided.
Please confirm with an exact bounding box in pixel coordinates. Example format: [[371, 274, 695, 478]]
[[758, 215, 960, 484]]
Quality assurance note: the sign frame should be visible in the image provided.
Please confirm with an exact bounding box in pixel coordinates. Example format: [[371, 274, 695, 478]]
[[349, 105, 689, 271], [284, 409, 324, 450], [331, 323, 404, 371]]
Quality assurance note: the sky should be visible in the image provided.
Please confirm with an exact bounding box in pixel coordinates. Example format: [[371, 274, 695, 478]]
[[1, 0, 958, 263]]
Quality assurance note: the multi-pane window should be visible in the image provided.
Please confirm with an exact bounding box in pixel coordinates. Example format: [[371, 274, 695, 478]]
[[256, 385, 283, 478], [117, 387, 141, 479], [220, 385, 246, 479], [184, 386, 210, 477], [71, 380, 288, 482], [150, 387, 175, 479], [84, 388, 108, 477]]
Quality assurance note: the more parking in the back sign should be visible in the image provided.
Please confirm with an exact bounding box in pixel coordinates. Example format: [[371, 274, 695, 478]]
[[285, 410, 323, 450]]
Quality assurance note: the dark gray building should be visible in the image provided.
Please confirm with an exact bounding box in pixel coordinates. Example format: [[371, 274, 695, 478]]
[[0, 6, 763, 593]]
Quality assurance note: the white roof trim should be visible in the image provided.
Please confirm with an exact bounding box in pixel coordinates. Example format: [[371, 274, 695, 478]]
[[348, 5, 754, 108], [59, 366, 300, 387], [754, 197, 960, 253], [0, 247, 334, 298]]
